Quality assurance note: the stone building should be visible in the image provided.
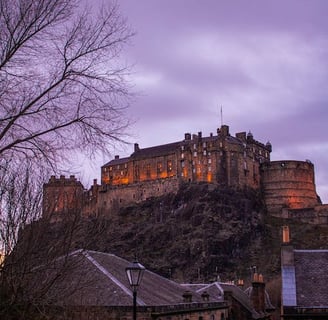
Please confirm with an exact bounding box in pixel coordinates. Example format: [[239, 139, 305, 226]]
[[281, 226, 328, 319], [42, 124, 323, 219], [24, 249, 273, 320], [98, 125, 272, 214]]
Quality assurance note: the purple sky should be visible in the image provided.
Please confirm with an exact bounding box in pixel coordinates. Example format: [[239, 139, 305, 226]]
[[81, 1, 328, 203]]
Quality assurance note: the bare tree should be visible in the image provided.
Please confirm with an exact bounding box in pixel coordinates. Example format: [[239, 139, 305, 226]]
[[0, 0, 134, 169], [0, 1, 134, 317]]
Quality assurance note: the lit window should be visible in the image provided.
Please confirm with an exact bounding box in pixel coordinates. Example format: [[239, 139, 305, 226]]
[[203, 150, 206, 156], [109, 166, 112, 171], [167, 160, 173, 172], [209, 166, 212, 171], [157, 162, 162, 174], [193, 168, 196, 173], [193, 151, 197, 157], [208, 158, 212, 164], [146, 164, 151, 177], [181, 153, 184, 159]]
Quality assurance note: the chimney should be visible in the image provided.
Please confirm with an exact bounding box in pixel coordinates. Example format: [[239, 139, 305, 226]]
[[115, 155, 119, 160], [220, 125, 229, 136], [182, 290, 193, 303], [198, 131, 202, 139], [134, 143, 140, 152], [201, 291, 210, 302], [184, 133, 191, 140], [251, 273, 265, 313], [281, 226, 294, 266], [282, 225, 290, 244]]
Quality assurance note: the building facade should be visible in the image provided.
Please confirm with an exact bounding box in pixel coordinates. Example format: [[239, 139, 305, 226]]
[[98, 125, 271, 214]]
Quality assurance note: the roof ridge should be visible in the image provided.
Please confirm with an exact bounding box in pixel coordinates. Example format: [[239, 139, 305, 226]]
[[83, 251, 146, 306]]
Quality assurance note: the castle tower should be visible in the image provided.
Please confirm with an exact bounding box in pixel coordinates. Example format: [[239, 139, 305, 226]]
[[261, 160, 319, 215], [42, 175, 85, 222]]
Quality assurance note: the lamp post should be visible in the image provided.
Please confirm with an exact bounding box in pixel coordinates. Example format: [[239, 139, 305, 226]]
[[125, 260, 145, 320]]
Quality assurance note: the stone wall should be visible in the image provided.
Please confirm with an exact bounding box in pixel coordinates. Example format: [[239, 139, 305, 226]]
[[97, 177, 180, 215], [261, 160, 319, 215]]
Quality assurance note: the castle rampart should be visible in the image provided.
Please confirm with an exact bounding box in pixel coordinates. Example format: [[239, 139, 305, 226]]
[[261, 160, 319, 214]]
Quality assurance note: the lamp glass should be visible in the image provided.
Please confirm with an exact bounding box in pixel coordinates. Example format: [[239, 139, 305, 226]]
[[125, 261, 145, 289]]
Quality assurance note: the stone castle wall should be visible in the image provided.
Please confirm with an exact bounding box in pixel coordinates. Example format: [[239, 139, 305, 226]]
[[260, 160, 319, 215], [97, 177, 180, 215]]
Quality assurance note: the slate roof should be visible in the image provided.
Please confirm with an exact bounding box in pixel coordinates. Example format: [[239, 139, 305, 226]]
[[130, 141, 180, 159], [294, 250, 328, 308], [183, 282, 266, 319], [31, 250, 212, 307]]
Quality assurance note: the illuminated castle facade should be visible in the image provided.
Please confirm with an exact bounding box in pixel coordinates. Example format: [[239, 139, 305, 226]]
[[43, 124, 323, 221]]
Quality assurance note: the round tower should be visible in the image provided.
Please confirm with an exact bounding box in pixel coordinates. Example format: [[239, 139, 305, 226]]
[[261, 160, 319, 214]]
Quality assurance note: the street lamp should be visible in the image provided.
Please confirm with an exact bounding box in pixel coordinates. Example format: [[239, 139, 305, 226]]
[[125, 260, 145, 320]]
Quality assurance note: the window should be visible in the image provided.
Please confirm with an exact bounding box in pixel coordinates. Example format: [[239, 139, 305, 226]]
[[181, 145, 184, 151], [167, 160, 173, 172], [193, 143, 197, 149], [157, 162, 162, 174], [146, 164, 151, 178], [181, 160, 185, 168], [181, 153, 184, 159], [203, 142, 206, 148], [193, 151, 197, 157], [203, 150, 206, 156], [208, 166, 212, 171], [208, 158, 212, 164]]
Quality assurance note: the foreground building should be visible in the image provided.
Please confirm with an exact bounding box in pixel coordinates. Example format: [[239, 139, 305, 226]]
[[25, 249, 273, 320], [281, 226, 328, 319]]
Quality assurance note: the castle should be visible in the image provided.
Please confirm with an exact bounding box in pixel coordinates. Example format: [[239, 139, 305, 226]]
[[43, 124, 326, 222]]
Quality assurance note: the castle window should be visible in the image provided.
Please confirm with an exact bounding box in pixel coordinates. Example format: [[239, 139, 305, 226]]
[[167, 160, 172, 172], [117, 165, 119, 169], [181, 172, 184, 177], [219, 142, 223, 148], [203, 150, 206, 156], [193, 144, 197, 150], [208, 166, 212, 171], [208, 158, 212, 164], [203, 142, 206, 148], [181, 160, 185, 168], [192, 160, 195, 165], [134, 165, 140, 180], [157, 162, 162, 174], [197, 167, 201, 173], [193, 151, 197, 157], [208, 151, 211, 155], [109, 166, 112, 171], [181, 153, 184, 159], [181, 145, 184, 151], [193, 168, 196, 173], [124, 163, 127, 168], [146, 164, 151, 178], [120, 171, 124, 176]]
